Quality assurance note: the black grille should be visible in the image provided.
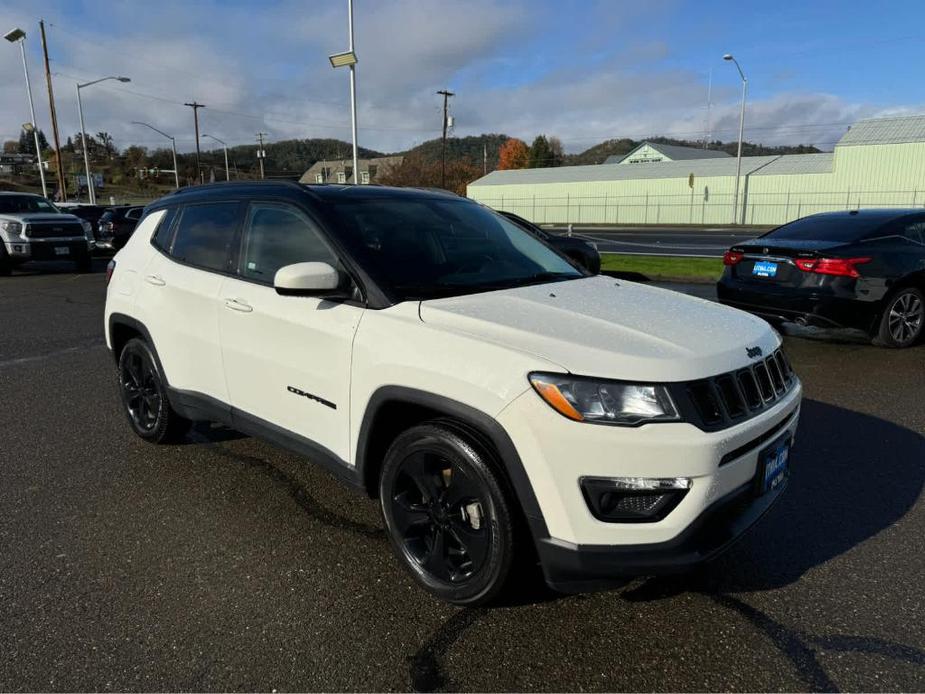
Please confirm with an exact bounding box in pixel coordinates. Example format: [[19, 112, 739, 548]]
[[678, 348, 795, 431], [26, 222, 85, 239]]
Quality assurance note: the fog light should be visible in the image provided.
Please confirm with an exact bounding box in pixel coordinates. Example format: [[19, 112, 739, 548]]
[[13, 244, 23, 252], [580, 476, 691, 523]]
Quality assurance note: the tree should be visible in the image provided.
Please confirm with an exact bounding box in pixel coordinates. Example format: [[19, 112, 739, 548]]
[[547, 136, 565, 167], [96, 131, 116, 159], [528, 135, 553, 168], [18, 127, 49, 155], [498, 138, 529, 170], [377, 153, 481, 196]]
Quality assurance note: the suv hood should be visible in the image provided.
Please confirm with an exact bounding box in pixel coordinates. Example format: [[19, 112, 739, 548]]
[[2, 213, 83, 224], [419, 276, 778, 381]]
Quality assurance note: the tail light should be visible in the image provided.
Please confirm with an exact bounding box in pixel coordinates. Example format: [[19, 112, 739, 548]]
[[795, 257, 871, 278], [106, 259, 116, 285], [723, 250, 744, 266]]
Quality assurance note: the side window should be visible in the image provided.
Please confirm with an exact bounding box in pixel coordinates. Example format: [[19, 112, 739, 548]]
[[150, 207, 178, 251], [170, 202, 239, 271], [337, 171, 346, 184], [902, 220, 925, 245], [239, 202, 338, 283]]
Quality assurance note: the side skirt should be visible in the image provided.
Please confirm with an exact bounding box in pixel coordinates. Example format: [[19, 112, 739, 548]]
[[167, 387, 364, 491]]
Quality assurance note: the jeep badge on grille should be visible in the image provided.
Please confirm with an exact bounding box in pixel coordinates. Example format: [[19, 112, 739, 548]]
[[746, 346, 764, 358]]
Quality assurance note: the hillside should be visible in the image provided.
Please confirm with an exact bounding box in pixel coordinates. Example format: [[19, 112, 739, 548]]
[[394, 134, 510, 171]]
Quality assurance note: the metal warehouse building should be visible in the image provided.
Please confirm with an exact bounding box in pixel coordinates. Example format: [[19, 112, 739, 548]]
[[467, 114, 925, 226]]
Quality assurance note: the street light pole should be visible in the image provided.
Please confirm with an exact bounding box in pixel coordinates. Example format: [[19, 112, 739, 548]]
[[724, 53, 747, 225], [328, 2, 360, 183], [132, 121, 179, 189], [347, 0, 359, 183], [201, 134, 229, 181], [4, 28, 48, 198], [76, 75, 131, 204]]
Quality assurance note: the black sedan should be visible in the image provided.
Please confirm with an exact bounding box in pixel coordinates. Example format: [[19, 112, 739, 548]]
[[717, 209, 925, 348], [498, 210, 601, 274], [97, 206, 145, 251]]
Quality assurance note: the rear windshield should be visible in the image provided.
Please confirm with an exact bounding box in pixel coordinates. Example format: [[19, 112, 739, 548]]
[[0, 195, 61, 214], [764, 215, 887, 242]]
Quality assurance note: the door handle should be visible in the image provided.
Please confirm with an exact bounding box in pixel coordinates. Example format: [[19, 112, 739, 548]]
[[224, 298, 253, 313], [144, 274, 166, 286]]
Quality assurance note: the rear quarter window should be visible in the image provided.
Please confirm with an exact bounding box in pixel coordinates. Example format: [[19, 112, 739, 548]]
[[149, 207, 179, 251]]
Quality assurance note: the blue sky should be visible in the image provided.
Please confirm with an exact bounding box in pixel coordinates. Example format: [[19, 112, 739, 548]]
[[2, 0, 924, 156]]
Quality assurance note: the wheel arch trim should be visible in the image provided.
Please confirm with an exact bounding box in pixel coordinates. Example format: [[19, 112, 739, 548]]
[[355, 385, 550, 541]]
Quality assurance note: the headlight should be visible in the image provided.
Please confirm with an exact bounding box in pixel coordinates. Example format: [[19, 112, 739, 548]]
[[1, 221, 22, 235], [81, 220, 93, 237], [529, 372, 679, 426]]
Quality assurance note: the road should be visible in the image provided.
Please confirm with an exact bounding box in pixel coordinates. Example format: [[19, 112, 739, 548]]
[[1, 263, 924, 692], [546, 225, 767, 257]]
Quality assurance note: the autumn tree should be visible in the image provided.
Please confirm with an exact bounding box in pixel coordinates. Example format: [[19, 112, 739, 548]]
[[377, 152, 481, 196], [498, 138, 529, 170]]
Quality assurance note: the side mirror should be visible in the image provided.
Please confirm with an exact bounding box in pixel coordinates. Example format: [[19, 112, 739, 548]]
[[274, 262, 346, 298]]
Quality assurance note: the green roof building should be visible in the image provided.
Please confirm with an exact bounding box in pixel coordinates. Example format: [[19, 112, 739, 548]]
[[467, 114, 925, 226]]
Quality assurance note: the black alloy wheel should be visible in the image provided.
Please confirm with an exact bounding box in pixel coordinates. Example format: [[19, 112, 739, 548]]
[[118, 338, 191, 443], [380, 422, 515, 605], [877, 287, 925, 348]]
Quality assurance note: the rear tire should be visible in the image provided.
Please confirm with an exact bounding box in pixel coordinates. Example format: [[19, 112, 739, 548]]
[[117, 338, 192, 443], [379, 422, 515, 606], [874, 287, 924, 348]]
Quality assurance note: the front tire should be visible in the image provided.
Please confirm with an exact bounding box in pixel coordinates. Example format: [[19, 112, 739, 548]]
[[874, 287, 924, 348], [118, 338, 191, 443], [379, 422, 515, 606]]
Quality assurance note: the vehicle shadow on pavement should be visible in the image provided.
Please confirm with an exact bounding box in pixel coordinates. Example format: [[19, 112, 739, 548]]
[[408, 398, 925, 691]]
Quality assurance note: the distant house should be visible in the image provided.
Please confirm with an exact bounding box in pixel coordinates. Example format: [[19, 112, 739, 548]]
[[604, 141, 731, 165], [299, 156, 403, 185]]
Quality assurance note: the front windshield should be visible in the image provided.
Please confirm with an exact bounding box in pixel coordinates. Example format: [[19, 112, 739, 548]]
[[0, 195, 61, 215], [325, 196, 584, 300]]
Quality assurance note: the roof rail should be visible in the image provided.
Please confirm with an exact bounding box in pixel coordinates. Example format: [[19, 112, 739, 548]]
[[167, 179, 306, 195]]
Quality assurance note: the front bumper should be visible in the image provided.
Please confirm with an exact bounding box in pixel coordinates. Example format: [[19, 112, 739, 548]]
[[497, 377, 801, 588], [537, 475, 786, 592], [4, 238, 91, 261]]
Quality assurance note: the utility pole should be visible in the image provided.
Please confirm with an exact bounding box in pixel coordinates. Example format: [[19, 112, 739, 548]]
[[256, 132, 267, 180], [184, 101, 205, 184], [437, 89, 454, 189], [39, 20, 66, 201], [483, 142, 487, 175]]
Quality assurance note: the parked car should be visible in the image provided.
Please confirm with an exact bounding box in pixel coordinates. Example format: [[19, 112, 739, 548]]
[[0, 193, 93, 274], [717, 209, 925, 348], [105, 181, 801, 605], [499, 210, 601, 274], [57, 203, 112, 252], [97, 205, 145, 251]]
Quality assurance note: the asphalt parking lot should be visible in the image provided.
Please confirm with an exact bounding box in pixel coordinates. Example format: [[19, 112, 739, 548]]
[[1, 262, 923, 692]]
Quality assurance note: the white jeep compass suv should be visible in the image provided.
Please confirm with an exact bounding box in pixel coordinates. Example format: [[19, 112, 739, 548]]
[[104, 182, 801, 605]]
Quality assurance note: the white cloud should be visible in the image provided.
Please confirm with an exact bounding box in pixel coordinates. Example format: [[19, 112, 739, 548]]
[[1, 0, 922, 161]]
